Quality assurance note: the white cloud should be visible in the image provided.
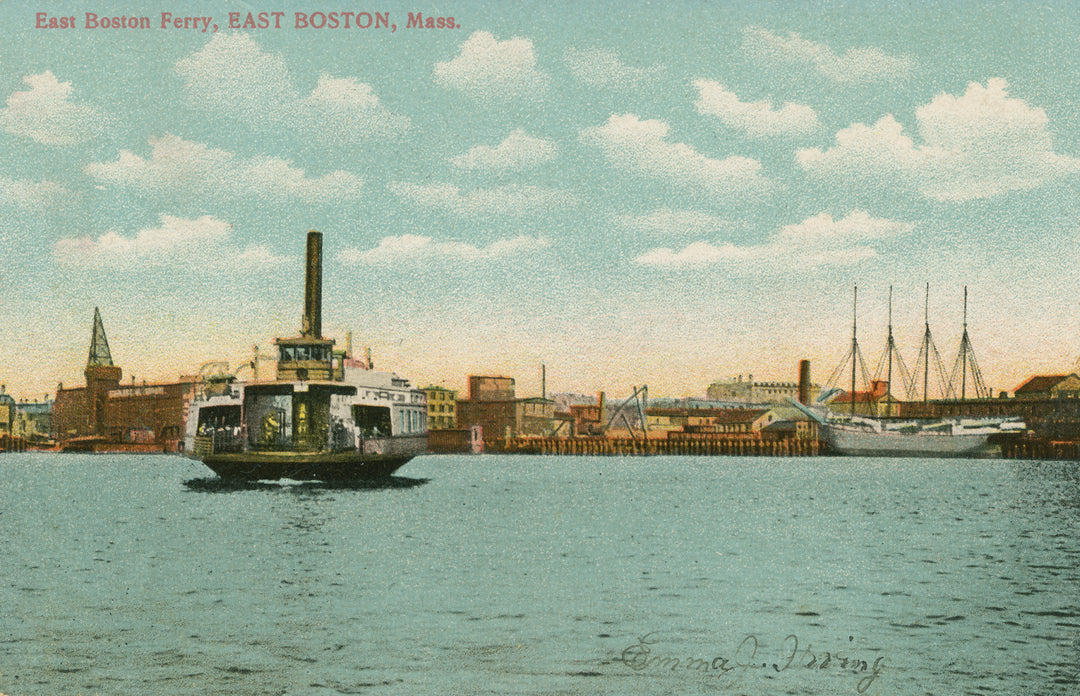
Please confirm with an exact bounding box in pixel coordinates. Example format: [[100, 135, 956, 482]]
[[306, 75, 410, 138], [176, 33, 408, 138], [636, 241, 752, 267], [580, 114, 767, 195], [774, 210, 909, 244], [798, 79, 1080, 200], [176, 33, 292, 120], [564, 47, 662, 88], [339, 234, 551, 265], [54, 215, 233, 267], [87, 134, 363, 203], [0, 72, 102, 144], [694, 80, 817, 138], [0, 175, 66, 210], [797, 114, 929, 177], [636, 210, 909, 269], [615, 208, 735, 237], [742, 26, 913, 84], [389, 181, 572, 217], [237, 244, 290, 268], [450, 130, 557, 172], [434, 31, 549, 101]]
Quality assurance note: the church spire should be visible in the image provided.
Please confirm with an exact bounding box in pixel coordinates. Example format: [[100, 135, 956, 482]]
[[88, 307, 114, 367]]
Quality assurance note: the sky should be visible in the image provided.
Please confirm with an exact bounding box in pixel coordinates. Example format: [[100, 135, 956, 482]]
[[3, 0, 1080, 401]]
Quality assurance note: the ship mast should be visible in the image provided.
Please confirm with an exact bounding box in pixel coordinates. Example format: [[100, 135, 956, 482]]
[[873, 286, 914, 416], [825, 285, 871, 416], [909, 283, 949, 402], [886, 288, 892, 416], [948, 286, 989, 400], [923, 284, 929, 401], [851, 285, 858, 418], [962, 287, 968, 401]]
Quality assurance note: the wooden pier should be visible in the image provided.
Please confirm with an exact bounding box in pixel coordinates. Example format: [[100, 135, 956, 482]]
[[1000, 437, 1080, 461], [486, 436, 823, 457], [472, 434, 1080, 460]]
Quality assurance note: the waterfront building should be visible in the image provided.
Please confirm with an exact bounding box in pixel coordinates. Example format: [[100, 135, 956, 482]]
[[759, 404, 819, 441], [827, 380, 902, 417], [1013, 374, 1080, 400], [455, 375, 555, 441], [706, 374, 820, 404], [711, 408, 773, 434], [423, 385, 457, 430], [467, 375, 515, 401], [550, 392, 606, 436], [0, 386, 14, 435], [13, 398, 53, 443], [52, 308, 195, 450], [567, 403, 602, 436], [53, 308, 122, 440], [645, 405, 774, 435], [897, 373, 1080, 440]]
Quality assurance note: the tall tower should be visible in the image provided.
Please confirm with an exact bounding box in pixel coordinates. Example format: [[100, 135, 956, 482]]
[[84, 307, 121, 436]]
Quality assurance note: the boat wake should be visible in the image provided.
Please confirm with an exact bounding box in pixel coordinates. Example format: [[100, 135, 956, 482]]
[[182, 475, 430, 493]]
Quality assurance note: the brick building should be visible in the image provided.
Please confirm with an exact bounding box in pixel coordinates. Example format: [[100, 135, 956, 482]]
[[455, 375, 555, 442], [52, 308, 195, 451]]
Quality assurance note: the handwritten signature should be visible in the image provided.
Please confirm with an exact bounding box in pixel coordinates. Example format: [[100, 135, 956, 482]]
[[620, 631, 886, 694]]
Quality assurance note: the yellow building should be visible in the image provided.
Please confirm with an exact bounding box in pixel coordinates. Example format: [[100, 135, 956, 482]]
[[0, 387, 13, 435], [423, 386, 457, 430]]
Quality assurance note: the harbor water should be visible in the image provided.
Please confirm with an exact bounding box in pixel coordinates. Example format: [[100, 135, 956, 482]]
[[1, 452, 1078, 695]]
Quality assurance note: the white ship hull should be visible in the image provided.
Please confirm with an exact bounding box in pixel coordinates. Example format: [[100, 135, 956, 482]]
[[822, 424, 1000, 458], [786, 397, 1023, 459]]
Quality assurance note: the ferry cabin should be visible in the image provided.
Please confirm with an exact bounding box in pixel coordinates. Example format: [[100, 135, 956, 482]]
[[191, 335, 426, 456]]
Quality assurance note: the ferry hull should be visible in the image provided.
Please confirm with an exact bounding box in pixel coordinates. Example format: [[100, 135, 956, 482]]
[[201, 452, 412, 481], [192, 435, 428, 481]]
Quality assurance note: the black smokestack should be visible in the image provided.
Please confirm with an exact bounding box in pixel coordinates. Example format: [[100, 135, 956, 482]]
[[302, 230, 322, 338], [799, 360, 811, 404]]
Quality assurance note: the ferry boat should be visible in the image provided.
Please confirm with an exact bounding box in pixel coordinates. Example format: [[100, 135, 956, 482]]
[[182, 231, 428, 480]]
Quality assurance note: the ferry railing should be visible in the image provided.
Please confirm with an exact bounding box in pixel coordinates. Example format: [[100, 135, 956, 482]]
[[193, 429, 246, 456]]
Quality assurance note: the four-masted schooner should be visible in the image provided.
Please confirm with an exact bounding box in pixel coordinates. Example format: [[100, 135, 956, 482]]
[[787, 284, 1025, 458]]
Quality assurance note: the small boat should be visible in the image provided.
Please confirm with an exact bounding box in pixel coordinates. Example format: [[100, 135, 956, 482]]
[[182, 231, 428, 480]]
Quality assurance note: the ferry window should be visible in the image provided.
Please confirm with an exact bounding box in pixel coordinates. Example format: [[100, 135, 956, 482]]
[[296, 346, 310, 361], [281, 346, 295, 361], [197, 404, 241, 433], [353, 405, 391, 437]]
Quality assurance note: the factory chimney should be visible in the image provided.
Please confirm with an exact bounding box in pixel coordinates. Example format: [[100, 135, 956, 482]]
[[798, 360, 811, 404], [301, 230, 322, 339]]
